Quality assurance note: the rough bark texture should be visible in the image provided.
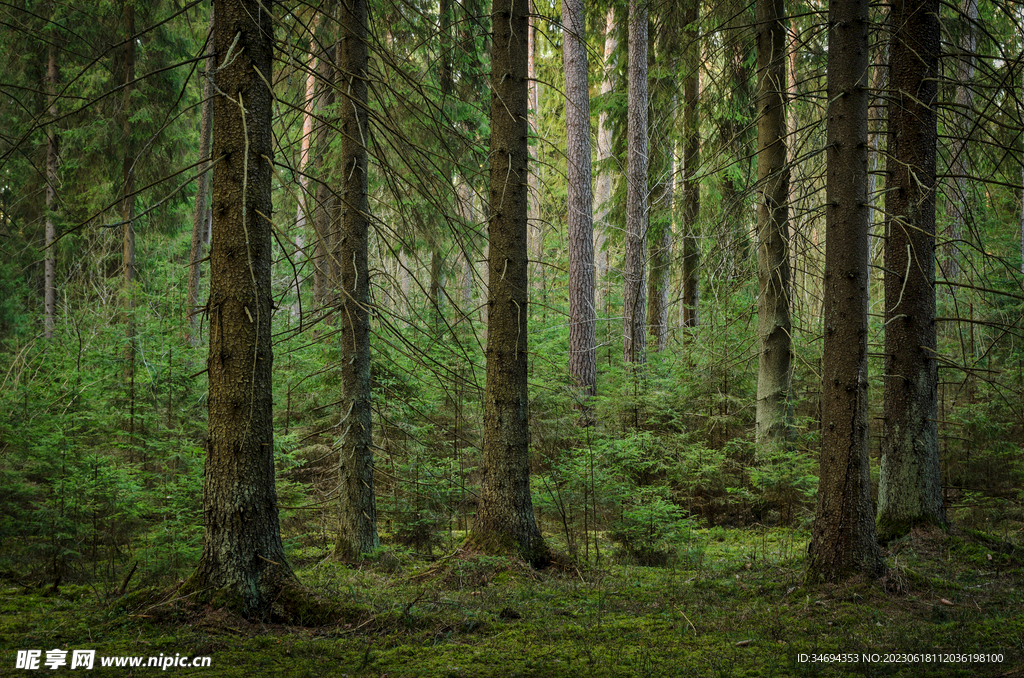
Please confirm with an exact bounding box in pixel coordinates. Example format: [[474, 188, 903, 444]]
[[527, 6, 543, 298], [680, 0, 700, 328], [944, 0, 976, 282], [877, 0, 944, 540], [647, 12, 677, 353], [623, 0, 648, 364], [467, 0, 548, 566], [563, 0, 596, 401], [755, 0, 793, 449], [290, 14, 319, 322], [807, 0, 884, 583], [593, 7, 616, 317], [44, 46, 58, 340], [187, 7, 215, 346], [311, 30, 336, 309], [189, 0, 292, 618], [333, 0, 379, 560]]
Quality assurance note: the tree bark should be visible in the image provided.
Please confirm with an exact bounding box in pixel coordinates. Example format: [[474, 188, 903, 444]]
[[563, 0, 596, 402], [290, 13, 320, 322], [680, 0, 700, 328], [807, 0, 884, 583], [312, 28, 336, 310], [188, 0, 292, 617], [755, 0, 793, 449], [594, 7, 616, 318], [623, 0, 648, 364], [187, 7, 215, 346], [527, 5, 543, 299], [121, 3, 137, 440], [944, 0, 977, 282], [44, 46, 58, 340], [647, 11, 677, 353], [877, 0, 944, 540], [334, 0, 379, 560], [467, 0, 548, 566]]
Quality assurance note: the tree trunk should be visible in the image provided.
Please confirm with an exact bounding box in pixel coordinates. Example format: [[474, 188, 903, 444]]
[[647, 11, 677, 353], [594, 7, 616, 318], [623, 0, 648, 364], [291, 13, 320, 322], [187, 7, 214, 346], [807, 0, 884, 583], [312, 30, 336, 310], [467, 0, 548, 566], [527, 5, 543, 300], [44, 46, 58, 340], [877, 0, 944, 540], [944, 0, 977, 282], [188, 0, 292, 618], [563, 0, 596, 403], [334, 0, 379, 561], [754, 0, 793, 449], [121, 3, 137, 441], [680, 0, 700, 328]]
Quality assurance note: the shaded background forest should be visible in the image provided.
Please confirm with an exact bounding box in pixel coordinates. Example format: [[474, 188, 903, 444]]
[[1, 0, 1023, 587]]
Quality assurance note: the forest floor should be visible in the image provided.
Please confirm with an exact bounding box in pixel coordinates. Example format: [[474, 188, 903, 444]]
[[2, 524, 1022, 677]]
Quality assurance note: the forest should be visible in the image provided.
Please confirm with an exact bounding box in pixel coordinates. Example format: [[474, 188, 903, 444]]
[[1, 0, 1023, 675]]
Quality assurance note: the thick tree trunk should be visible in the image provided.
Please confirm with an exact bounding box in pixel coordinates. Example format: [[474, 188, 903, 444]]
[[807, 0, 884, 583], [680, 0, 700, 328], [467, 0, 548, 566], [44, 46, 58, 340], [877, 0, 944, 540], [188, 0, 292, 618], [187, 7, 214, 346], [563, 0, 596, 402], [623, 0, 648, 365], [754, 0, 793, 449], [334, 0, 379, 560]]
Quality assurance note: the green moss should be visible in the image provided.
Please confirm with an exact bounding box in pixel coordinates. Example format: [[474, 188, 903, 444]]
[[3, 526, 1021, 677]]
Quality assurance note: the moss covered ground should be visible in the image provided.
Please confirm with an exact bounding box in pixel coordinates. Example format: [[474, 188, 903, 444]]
[[2, 525, 1021, 677]]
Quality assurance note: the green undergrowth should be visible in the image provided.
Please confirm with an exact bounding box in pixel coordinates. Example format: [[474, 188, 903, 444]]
[[1, 526, 1021, 677]]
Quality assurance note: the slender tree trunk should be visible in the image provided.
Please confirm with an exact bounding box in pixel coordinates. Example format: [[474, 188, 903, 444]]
[[680, 0, 700, 328], [467, 0, 548, 566], [594, 7, 616, 318], [623, 0, 648, 364], [647, 159, 672, 352], [647, 12, 678, 353], [866, 26, 888, 293], [877, 0, 943, 540], [291, 13, 320, 322], [187, 7, 214, 346], [945, 0, 977, 282], [527, 5, 543, 299], [312, 30, 336, 309], [334, 0, 379, 560], [755, 0, 793, 449], [563, 0, 596, 402], [121, 4, 137, 443], [807, 0, 884, 583], [44, 46, 58, 340], [187, 0, 292, 618], [429, 246, 446, 330]]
